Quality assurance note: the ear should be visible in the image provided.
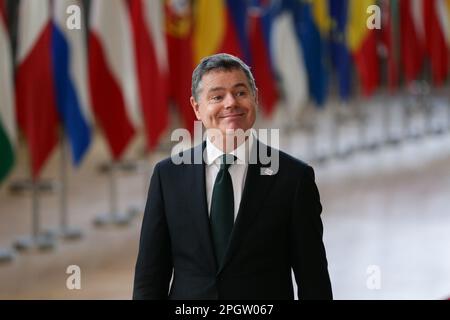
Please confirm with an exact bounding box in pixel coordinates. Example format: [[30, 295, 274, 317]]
[[190, 96, 201, 120], [254, 88, 259, 106]]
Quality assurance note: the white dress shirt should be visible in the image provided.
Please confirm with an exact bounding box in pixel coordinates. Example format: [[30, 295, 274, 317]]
[[205, 134, 254, 221]]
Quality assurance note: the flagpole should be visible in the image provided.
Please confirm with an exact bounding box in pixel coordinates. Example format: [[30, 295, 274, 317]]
[[58, 133, 83, 240], [330, 102, 339, 160], [309, 108, 319, 164], [336, 101, 351, 159], [447, 81, 450, 132], [384, 93, 400, 146], [412, 81, 426, 140], [421, 81, 434, 136], [356, 99, 368, 152], [403, 89, 412, 140], [347, 103, 355, 157], [14, 178, 56, 252], [126, 159, 147, 219], [142, 159, 153, 213], [414, 79, 428, 137], [0, 248, 14, 263], [93, 160, 135, 227], [382, 94, 391, 145], [366, 97, 381, 152], [125, 142, 150, 219]]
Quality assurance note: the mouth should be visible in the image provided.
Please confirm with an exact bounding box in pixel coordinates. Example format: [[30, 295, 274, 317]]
[[220, 113, 245, 119]]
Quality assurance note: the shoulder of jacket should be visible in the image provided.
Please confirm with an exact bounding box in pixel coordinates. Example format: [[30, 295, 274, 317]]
[[269, 146, 312, 174], [154, 143, 202, 172]]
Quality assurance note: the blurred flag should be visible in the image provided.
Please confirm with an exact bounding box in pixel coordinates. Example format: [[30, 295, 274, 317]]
[[247, 0, 279, 116], [165, 0, 196, 133], [52, 0, 92, 165], [347, 0, 379, 96], [228, 0, 251, 61], [423, 0, 449, 85], [329, 0, 352, 100], [193, 0, 242, 62], [312, 0, 332, 33], [445, 0, 450, 46], [269, 0, 308, 116], [15, 0, 59, 179], [399, 0, 425, 83], [0, 0, 16, 182], [89, 0, 138, 160], [291, 0, 329, 106], [445, 0, 450, 68], [379, 0, 400, 92], [130, 0, 169, 151]]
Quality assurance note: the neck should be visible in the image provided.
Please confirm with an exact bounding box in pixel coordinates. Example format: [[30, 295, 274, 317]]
[[208, 132, 250, 153]]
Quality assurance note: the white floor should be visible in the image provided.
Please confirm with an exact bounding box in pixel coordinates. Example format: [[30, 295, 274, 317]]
[[317, 137, 450, 299]]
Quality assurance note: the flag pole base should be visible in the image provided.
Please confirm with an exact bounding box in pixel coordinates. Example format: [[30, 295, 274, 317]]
[[93, 211, 136, 228], [13, 233, 56, 252], [0, 248, 14, 263], [127, 206, 142, 219], [97, 160, 139, 174], [57, 227, 84, 241], [363, 142, 381, 152], [335, 147, 353, 160], [429, 127, 445, 136], [386, 137, 401, 146], [312, 155, 328, 166], [8, 179, 55, 194], [405, 132, 424, 141]]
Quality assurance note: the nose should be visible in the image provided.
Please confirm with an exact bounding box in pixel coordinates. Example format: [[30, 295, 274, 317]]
[[223, 92, 237, 109]]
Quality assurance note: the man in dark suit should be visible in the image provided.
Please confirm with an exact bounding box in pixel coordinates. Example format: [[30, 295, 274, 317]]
[[133, 53, 332, 300]]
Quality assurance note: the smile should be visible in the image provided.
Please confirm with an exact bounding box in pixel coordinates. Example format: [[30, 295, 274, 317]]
[[220, 113, 245, 119]]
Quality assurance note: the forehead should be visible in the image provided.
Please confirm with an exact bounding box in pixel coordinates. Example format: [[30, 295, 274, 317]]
[[199, 68, 250, 91]]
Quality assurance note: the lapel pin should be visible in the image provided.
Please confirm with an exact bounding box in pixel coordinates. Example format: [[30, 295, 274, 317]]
[[263, 168, 274, 176]]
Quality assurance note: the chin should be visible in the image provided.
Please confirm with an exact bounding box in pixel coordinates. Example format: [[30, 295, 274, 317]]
[[222, 124, 247, 133], [224, 119, 247, 129]]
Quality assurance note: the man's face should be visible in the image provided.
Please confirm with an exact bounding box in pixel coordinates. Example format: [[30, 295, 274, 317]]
[[190, 69, 257, 136]]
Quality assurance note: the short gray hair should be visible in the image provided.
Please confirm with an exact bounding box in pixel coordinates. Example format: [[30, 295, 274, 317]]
[[191, 53, 257, 102]]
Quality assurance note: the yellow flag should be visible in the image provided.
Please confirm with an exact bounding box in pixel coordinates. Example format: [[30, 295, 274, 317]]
[[347, 0, 377, 52], [312, 0, 331, 35], [193, 0, 225, 63]]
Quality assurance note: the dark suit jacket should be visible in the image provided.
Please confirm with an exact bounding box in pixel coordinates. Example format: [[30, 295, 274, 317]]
[[133, 140, 332, 300]]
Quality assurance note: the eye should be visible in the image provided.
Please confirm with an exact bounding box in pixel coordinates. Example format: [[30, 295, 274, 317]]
[[235, 91, 247, 97], [210, 95, 223, 102]]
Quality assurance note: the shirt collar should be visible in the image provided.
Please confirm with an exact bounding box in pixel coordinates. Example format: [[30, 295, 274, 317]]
[[205, 132, 254, 166]]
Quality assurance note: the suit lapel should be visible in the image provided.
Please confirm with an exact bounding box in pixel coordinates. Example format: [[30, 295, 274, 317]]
[[217, 141, 278, 274], [191, 143, 218, 271]]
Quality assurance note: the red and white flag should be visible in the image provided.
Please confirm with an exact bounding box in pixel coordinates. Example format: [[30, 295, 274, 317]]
[[89, 0, 140, 160], [15, 0, 58, 179], [400, 0, 426, 84], [129, 0, 169, 151], [424, 0, 449, 85], [165, 0, 197, 134]]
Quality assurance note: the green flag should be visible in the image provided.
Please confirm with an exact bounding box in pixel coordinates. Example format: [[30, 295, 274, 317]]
[[0, 7, 16, 183]]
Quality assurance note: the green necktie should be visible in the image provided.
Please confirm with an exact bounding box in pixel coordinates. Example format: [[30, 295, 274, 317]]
[[210, 154, 235, 267]]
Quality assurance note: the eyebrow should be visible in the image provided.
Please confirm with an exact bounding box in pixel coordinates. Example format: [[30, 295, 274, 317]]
[[207, 83, 249, 94]]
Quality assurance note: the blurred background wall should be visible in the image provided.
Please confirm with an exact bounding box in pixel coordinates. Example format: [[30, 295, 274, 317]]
[[0, 0, 449, 299]]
